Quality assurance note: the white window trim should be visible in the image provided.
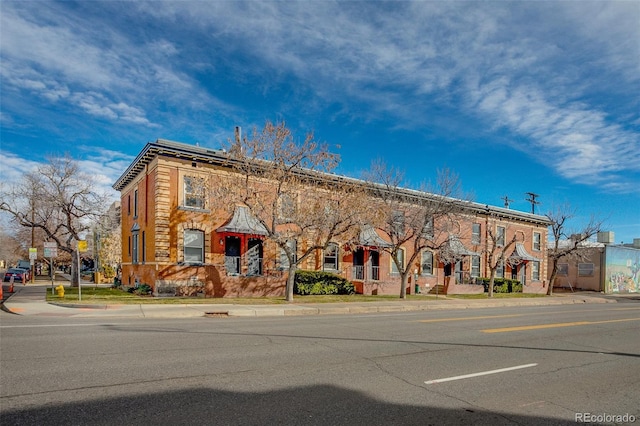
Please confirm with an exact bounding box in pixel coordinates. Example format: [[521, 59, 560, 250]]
[[391, 248, 405, 275], [182, 175, 208, 210], [472, 223, 481, 245], [184, 229, 205, 264], [496, 226, 506, 247], [471, 255, 480, 278], [421, 251, 433, 276], [533, 232, 541, 251], [532, 261, 540, 281], [323, 242, 340, 271]]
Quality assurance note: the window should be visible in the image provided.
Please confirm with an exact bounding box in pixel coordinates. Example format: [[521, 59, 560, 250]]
[[472, 223, 481, 245], [471, 255, 480, 278], [558, 263, 569, 276], [421, 251, 433, 275], [496, 260, 504, 278], [184, 176, 206, 209], [127, 194, 131, 216], [277, 193, 296, 222], [422, 217, 434, 239], [133, 189, 138, 218], [532, 261, 540, 281], [323, 243, 339, 271], [184, 229, 204, 263], [496, 226, 505, 246], [391, 248, 405, 275], [578, 263, 594, 277], [533, 232, 541, 251], [132, 232, 139, 264], [392, 210, 405, 237], [279, 239, 297, 269]]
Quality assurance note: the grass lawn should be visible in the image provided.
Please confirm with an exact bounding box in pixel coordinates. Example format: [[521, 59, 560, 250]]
[[46, 286, 546, 304], [446, 293, 547, 299]]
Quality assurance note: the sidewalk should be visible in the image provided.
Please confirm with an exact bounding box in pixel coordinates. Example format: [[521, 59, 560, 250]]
[[1, 279, 629, 319]]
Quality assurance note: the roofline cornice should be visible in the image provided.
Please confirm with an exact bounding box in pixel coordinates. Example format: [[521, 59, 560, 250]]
[[113, 139, 551, 226]]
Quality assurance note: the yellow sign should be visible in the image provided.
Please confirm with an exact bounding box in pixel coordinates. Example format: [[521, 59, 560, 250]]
[[78, 240, 88, 252]]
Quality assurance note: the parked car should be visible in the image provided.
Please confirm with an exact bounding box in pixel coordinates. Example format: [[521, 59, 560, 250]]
[[17, 260, 31, 270], [3, 268, 28, 282]]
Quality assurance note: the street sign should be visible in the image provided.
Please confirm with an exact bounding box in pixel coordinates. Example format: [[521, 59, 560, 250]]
[[44, 247, 58, 257], [78, 240, 88, 252], [29, 248, 37, 260], [44, 242, 58, 257]]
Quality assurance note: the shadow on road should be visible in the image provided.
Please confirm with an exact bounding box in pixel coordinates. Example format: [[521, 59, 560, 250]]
[[1, 384, 577, 425]]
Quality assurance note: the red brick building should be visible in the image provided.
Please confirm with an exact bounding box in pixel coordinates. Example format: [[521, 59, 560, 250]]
[[113, 139, 550, 297]]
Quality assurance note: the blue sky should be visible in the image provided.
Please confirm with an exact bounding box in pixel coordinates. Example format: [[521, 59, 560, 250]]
[[1, 1, 639, 243]]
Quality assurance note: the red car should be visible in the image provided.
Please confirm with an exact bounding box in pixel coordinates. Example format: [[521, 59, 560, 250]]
[[3, 268, 29, 282]]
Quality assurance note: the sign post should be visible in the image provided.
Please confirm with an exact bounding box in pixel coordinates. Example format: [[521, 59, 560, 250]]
[[44, 242, 58, 295], [77, 240, 87, 301], [28, 248, 37, 284]]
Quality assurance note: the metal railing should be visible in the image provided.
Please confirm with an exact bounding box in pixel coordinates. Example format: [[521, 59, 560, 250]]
[[224, 256, 263, 276], [225, 256, 241, 275], [352, 265, 380, 281]]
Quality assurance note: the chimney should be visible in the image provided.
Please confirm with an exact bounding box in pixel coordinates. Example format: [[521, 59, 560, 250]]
[[234, 126, 242, 144]]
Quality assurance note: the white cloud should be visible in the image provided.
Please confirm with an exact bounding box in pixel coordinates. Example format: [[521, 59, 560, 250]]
[[1, 1, 637, 193]]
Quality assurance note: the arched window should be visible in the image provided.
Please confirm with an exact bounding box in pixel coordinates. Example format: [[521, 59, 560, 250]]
[[421, 251, 433, 275]]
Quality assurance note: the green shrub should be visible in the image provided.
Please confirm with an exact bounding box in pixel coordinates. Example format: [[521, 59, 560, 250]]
[[294, 270, 354, 295], [126, 283, 152, 295], [479, 277, 522, 293]]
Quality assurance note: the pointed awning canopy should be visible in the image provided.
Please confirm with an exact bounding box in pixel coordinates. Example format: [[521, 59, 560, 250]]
[[509, 243, 539, 263], [216, 206, 268, 236], [448, 235, 479, 256], [358, 224, 392, 248]]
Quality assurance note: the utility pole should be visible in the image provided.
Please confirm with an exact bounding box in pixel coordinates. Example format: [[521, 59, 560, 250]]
[[525, 192, 540, 214], [31, 198, 35, 283], [501, 195, 514, 209]]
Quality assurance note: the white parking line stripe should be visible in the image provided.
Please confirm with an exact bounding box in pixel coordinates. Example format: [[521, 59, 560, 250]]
[[425, 363, 538, 385]]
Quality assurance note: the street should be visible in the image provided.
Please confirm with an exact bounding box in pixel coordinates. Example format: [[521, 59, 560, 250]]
[[1, 303, 639, 425]]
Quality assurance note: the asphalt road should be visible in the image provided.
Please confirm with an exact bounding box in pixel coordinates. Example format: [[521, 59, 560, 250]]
[[1, 303, 639, 425]]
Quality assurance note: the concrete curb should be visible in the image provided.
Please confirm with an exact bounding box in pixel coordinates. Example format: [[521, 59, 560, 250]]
[[1, 282, 629, 319]]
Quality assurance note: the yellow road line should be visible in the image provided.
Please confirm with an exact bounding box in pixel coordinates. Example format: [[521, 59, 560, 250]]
[[482, 317, 640, 333], [418, 308, 640, 325], [419, 314, 523, 323]]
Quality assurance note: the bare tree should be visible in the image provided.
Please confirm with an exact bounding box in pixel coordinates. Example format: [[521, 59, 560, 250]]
[[546, 205, 604, 295], [216, 120, 369, 302], [0, 156, 109, 286], [484, 225, 520, 298], [0, 226, 23, 268], [364, 161, 467, 299]]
